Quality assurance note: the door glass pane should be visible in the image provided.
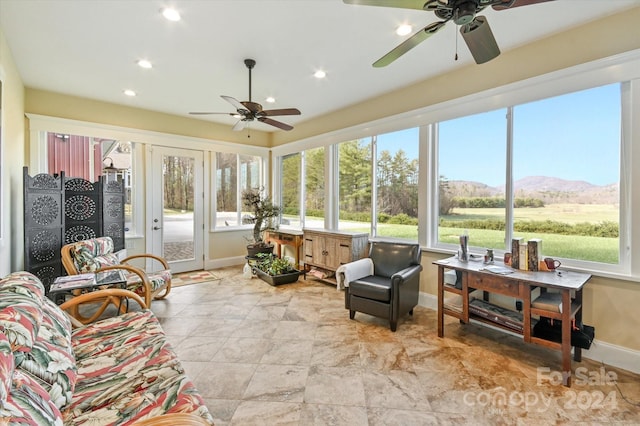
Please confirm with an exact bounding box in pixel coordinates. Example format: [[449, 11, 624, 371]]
[[512, 84, 620, 264], [216, 152, 238, 227], [338, 139, 372, 232], [163, 155, 195, 262], [438, 109, 507, 250], [305, 147, 324, 228], [376, 128, 419, 240]]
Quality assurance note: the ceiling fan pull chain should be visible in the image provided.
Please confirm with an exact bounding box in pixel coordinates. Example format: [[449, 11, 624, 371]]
[[455, 25, 459, 61]]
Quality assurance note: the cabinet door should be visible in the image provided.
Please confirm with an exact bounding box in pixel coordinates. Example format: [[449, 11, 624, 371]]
[[337, 239, 352, 267], [312, 236, 326, 267], [323, 238, 337, 269]]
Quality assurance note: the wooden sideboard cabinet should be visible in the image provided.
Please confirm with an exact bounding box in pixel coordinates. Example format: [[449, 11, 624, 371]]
[[303, 229, 369, 280]]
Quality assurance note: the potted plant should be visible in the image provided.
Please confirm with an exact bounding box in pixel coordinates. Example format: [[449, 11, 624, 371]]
[[242, 187, 282, 258], [252, 252, 301, 286]]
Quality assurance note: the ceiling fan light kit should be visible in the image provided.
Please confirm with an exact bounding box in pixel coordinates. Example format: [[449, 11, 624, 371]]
[[344, 0, 553, 67], [189, 58, 301, 131]]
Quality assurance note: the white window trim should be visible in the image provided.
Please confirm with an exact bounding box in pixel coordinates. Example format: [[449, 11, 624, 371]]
[[210, 152, 268, 232], [271, 50, 640, 281], [27, 114, 269, 241]]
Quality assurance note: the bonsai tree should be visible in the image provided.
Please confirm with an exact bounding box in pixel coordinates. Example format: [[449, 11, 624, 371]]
[[242, 187, 282, 249]]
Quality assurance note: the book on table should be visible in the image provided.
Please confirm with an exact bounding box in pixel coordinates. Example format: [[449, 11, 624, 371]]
[[50, 273, 97, 292], [532, 291, 563, 313]]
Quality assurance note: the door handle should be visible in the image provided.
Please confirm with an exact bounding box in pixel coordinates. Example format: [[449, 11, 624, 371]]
[[153, 226, 162, 230]]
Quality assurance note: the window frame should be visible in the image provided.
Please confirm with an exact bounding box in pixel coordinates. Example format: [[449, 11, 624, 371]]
[[272, 51, 640, 281], [430, 84, 626, 274], [28, 118, 146, 239], [210, 150, 268, 232]]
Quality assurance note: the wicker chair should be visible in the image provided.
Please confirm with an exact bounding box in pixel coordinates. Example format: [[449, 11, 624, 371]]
[[61, 237, 171, 320]]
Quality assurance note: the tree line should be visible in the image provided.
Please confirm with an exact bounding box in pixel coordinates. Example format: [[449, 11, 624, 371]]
[[281, 140, 419, 221]]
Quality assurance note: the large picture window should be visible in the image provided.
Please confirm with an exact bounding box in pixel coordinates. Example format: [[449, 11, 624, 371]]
[[338, 139, 371, 232], [215, 152, 261, 228], [512, 84, 620, 264], [435, 83, 622, 266], [376, 128, 419, 240], [281, 153, 301, 227], [46, 133, 135, 235], [437, 109, 507, 249]]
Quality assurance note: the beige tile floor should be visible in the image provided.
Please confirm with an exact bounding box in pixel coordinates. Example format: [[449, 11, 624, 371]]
[[149, 266, 640, 425]]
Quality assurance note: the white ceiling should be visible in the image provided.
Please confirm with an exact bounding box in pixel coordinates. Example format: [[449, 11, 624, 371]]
[[1, 0, 637, 133]]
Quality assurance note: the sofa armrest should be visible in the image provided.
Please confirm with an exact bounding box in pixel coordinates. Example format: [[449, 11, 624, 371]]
[[131, 413, 213, 426], [59, 288, 147, 328], [336, 258, 374, 290]]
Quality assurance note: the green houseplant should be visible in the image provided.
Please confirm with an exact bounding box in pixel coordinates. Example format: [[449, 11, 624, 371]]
[[253, 252, 300, 286], [241, 187, 282, 258]]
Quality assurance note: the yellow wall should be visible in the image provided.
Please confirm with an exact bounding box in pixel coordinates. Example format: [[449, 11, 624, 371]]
[[25, 88, 271, 147], [0, 27, 26, 275]]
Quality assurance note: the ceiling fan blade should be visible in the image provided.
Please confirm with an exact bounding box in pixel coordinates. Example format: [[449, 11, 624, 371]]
[[232, 119, 248, 131], [260, 108, 301, 117], [492, 0, 554, 11], [258, 117, 293, 131], [221, 95, 249, 113], [460, 16, 500, 64], [189, 112, 235, 116], [342, 0, 437, 11], [241, 101, 263, 114], [373, 20, 448, 68]]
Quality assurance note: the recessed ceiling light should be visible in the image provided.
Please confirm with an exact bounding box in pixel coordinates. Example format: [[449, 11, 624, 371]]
[[137, 59, 153, 69], [265, 96, 275, 103], [161, 7, 181, 22], [314, 70, 326, 79], [396, 24, 413, 36], [124, 89, 137, 97]]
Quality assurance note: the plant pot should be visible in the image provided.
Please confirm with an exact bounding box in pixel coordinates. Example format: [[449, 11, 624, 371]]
[[253, 267, 301, 286], [246, 243, 274, 259]]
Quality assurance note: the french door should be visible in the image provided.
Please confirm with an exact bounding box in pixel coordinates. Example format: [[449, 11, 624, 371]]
[[149, 146, 204, 273]]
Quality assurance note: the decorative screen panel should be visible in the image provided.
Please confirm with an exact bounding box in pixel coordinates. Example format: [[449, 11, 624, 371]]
[[102, 178, 125, 251], [64, 177, 102, 245], [23, 167, 65, 291]]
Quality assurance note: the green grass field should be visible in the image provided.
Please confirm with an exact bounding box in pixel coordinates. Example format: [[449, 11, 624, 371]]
[[307, 203, 619, 264]]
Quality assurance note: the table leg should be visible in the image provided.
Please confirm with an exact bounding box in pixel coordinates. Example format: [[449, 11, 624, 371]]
[[437, 266, 444, 337], [561, 289, 572, 386], [574, 288, 583, 363]]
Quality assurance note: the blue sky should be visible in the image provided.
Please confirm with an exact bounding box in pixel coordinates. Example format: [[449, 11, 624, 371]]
[[375, 83, 621, 187]]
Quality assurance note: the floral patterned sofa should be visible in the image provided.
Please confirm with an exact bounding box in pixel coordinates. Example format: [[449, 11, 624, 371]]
[[0, 271, 214, 425]]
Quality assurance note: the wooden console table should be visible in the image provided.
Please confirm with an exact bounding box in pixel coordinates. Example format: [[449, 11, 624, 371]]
[[434, 256, 591, 387], [265, 230, 304, 270]]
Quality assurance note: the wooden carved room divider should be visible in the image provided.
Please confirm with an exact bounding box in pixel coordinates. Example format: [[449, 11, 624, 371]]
[[23, 167, 125, 291]]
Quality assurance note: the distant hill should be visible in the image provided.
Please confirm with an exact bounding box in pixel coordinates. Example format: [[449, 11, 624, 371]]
[[447, 176, 619, 204]]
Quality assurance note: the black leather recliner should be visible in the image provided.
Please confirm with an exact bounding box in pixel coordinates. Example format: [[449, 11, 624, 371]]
[[340, 241, 422, 331]]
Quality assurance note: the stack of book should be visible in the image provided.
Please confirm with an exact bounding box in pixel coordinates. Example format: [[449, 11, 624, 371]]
[[511, 237, 542, 271]]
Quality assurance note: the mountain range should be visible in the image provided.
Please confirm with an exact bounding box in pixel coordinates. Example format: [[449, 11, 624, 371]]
[[448, 176, 619, 204]]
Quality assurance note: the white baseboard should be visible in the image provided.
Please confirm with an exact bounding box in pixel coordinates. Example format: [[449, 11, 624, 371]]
[[582, 340, 640, 374], [419, 291, 438, 311], [417, 292, 640, 375], [205, 256, 245, 270]]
